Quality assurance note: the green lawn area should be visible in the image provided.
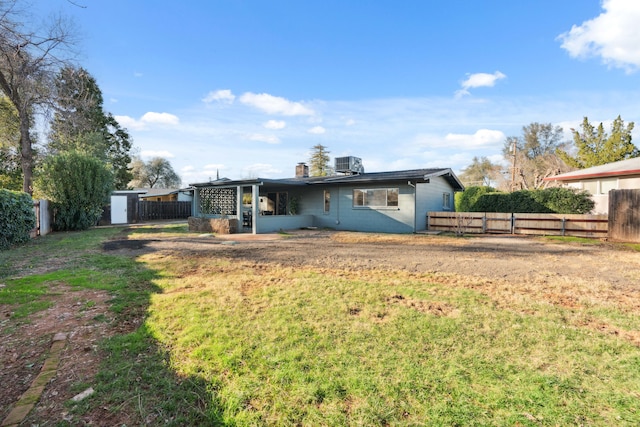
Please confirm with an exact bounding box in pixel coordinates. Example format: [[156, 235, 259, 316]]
[[1, 225, 639, 426]]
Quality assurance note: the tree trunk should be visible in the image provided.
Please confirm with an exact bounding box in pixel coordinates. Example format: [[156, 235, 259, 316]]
[[19, 110, 33, 194]]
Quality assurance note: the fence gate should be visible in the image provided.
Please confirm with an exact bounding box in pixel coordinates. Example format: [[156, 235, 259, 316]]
[[608, 189, 640, 243]]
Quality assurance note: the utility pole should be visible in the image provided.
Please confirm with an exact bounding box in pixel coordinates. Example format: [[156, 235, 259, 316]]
[[510, 141, 517, 192]]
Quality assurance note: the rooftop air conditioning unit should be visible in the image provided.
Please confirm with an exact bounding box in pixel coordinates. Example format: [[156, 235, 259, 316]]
[[335, 156, 364, 174]]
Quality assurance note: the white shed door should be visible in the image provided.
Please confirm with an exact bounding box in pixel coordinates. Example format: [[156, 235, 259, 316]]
[[111, 195, 128, 224]]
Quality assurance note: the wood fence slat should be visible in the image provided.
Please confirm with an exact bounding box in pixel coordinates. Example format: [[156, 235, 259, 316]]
[[427, 212, 609, 238]]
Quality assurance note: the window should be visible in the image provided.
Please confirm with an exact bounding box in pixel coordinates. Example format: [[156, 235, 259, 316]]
[[443, 193, 451, 210], [324, 190, 330, 213], [353, 188, 399, 208], [583, 180, 597, 195], [600, 178, 617, 194], [260, 192, 288, 215]]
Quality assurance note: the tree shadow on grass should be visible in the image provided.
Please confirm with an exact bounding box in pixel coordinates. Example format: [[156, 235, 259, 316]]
[[3, 228, 228, 426]]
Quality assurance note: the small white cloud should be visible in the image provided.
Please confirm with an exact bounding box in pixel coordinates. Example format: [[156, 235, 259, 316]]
[[242, 163, 282, 178], [141, 150, 175, 158], [204, 163, 225, 170], [248, 133, 281, 144], [456, 71, 506, 97], [308, 126, 326, 134], [203, 89, 236, 104], [263, 120, 286, 130], [181, 165, 195, 172], [115, 112, 180, 130], [558, 0, 640, 72], [239, 92, 315, 116], [141, 112, 180, 125], [445, 129, 506, 147], [110, 98, 118, 103], [134, 72, 143, 78], [345, 119, 356, 126]]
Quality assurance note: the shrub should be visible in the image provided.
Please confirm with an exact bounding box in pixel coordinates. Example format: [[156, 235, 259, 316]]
[[530, 187, 595, 214], [0, 189, 36, 250], [37, 151, 113, 231], [455, 186, 495, 212]]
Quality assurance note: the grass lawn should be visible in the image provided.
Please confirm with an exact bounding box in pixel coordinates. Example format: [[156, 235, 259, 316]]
[[1, 225, 639, 426]]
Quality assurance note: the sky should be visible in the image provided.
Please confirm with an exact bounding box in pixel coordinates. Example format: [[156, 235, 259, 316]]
[[31, 0, 640, 186]]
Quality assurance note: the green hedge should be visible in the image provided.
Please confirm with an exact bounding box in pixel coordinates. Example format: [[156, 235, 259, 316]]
[[0, 189, 36, 250], [466, 187, 595, 214]]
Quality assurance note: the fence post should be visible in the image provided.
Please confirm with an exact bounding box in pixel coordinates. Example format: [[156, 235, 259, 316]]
[[426, 212, 430, 230], [511, 213, 515, 234], [482, 213, 487, 233], [561, 217, 566, 236]]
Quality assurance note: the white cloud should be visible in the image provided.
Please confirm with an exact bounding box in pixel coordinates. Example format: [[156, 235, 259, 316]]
[[445, 129, 506, 148], [203, 89, 236, 104], [248, 133, 281, 144], [239, 92, 315, 116], [114, 112, 180, 131], [134, 72, 143, 78], [141, 150, 175, 158], [558, 0, 640, 72], [345, 119, 356, 126], [181, 165, 195, 172], [308, 126, 326, 134], [141, 112, 180, 125], [242, 163, 283, 178], [264, 120, 286, 130], [455, 71, 507, 97]]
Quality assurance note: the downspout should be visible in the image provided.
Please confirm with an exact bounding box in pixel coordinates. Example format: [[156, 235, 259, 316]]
[[408, 181, 416, 233]]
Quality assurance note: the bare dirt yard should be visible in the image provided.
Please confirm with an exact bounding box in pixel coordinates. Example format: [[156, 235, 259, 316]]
[[3, 227, 640, 425]]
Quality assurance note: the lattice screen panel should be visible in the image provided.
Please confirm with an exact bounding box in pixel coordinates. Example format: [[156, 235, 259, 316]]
[[199, 187, 237, 215]]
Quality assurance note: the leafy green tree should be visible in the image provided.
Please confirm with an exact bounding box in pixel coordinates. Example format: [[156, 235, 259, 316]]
[[558, 116, 638, 168], [129, 157, 181, 188], [309, 144, 332, 176], [49, 66, 133, 189], [503, 123, 571, 190], [37, 151, 113, 231], [459, 156, 501, 187]]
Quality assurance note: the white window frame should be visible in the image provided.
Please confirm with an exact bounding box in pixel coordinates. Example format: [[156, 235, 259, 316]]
[[353, 188, 399, 208]]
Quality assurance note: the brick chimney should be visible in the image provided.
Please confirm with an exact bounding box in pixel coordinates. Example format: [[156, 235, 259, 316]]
[[296, 162, 309, 178]]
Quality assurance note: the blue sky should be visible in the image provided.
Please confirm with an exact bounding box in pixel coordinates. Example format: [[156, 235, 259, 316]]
[[35, 0, 640, 185]]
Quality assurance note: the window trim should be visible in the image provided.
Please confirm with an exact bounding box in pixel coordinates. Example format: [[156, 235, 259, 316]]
[[352, 187, 399, 209]]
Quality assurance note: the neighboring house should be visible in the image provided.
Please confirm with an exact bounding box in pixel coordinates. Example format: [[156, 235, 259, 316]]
[[545, 157, 640, 214], [137, 188, 194, 202], [191, 157, 464, 234]]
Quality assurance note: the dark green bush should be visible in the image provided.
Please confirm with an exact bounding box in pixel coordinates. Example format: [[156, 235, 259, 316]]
[[0, 189, 36, 250], [530, 187, 595, 214], [464, 187, 595, 214], [455, 186, 495, 212], [37, 151, 113, 231]]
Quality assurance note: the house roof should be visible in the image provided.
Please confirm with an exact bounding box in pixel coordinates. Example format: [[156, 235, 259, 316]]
[[545, 157, 640, 182], [190, 168, 464, 191]]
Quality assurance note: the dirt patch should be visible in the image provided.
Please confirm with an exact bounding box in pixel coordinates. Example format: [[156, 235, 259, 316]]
[[1, 286, 115, 425], [3, 228, 640, 425]]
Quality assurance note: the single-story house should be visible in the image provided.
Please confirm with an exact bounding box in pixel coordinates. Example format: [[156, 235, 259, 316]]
[[190, 158, 464, 234], [137, 188, 194, 202], [545, 157, 640, 214]]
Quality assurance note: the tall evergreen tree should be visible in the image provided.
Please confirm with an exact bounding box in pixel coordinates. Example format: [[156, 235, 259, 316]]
[[309, 144, 331, 177], [558, 116, 638, 168], [49, 66, 133, 189]]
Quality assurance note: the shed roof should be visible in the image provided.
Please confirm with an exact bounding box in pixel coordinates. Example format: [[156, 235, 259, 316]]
[[545, 157, 640, 182]]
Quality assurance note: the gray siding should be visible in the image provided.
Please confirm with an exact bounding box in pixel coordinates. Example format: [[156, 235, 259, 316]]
[[415, 176, 454, 231]]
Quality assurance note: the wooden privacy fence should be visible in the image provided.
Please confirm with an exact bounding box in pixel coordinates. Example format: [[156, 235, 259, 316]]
[[137, 201, 192, 221], [608, 189, 640, 243], [427, 212, 608, 238]]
